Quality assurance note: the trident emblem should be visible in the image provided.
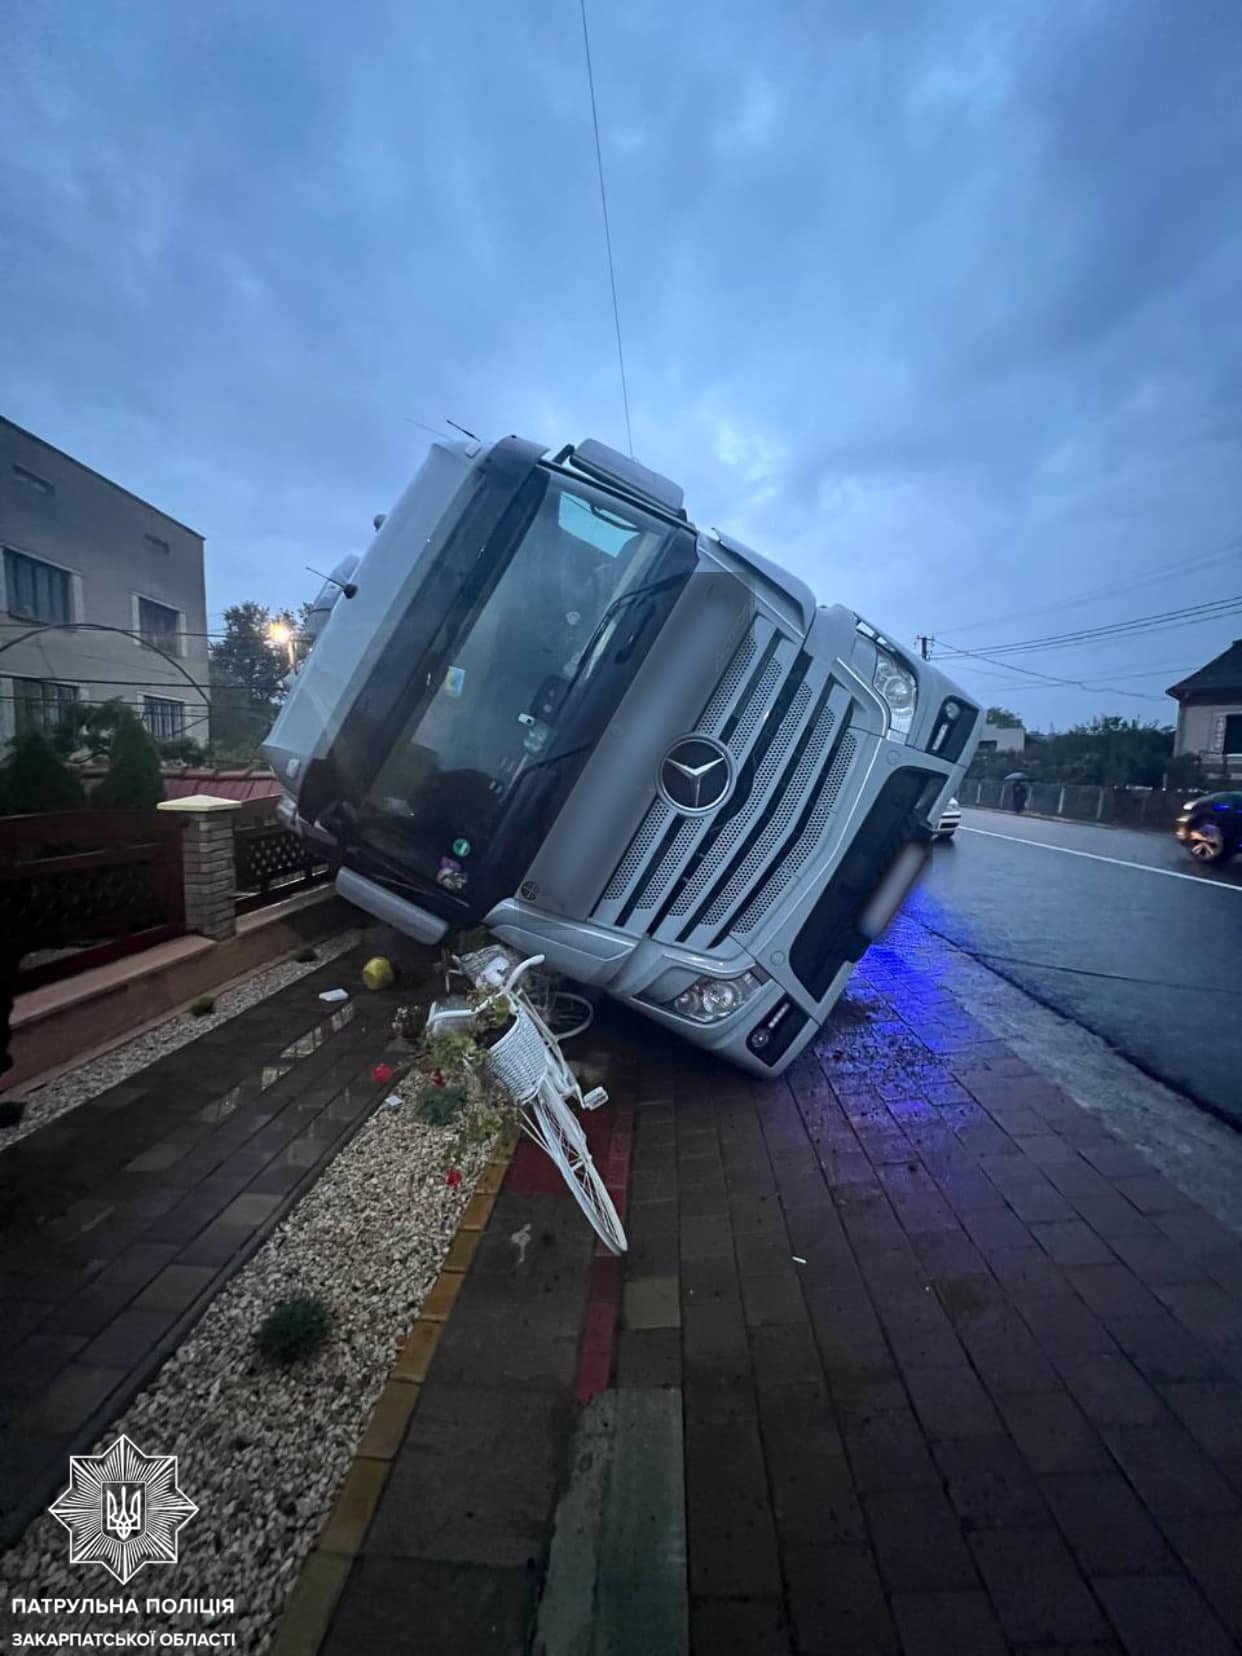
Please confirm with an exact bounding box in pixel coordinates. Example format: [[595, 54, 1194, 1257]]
[[49, 1435, 197, 1585], [104, 1485, 143, 1541]]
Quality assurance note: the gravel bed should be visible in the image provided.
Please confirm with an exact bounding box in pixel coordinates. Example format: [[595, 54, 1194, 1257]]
[[0, 1074, 493, 1653], [0, 929, 363, 1150]]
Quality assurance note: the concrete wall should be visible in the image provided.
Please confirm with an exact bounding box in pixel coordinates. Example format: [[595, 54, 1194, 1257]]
[[1175, 699, 1242, 761], [0, 418, 210, 744], [975, 721, 1026, 754]]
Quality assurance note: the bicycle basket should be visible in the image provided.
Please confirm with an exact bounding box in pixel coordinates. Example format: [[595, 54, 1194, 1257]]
[[483, 1003, 549, 1103]]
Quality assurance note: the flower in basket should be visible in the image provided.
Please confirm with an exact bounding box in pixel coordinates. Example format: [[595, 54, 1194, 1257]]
[[370, 1062, 395, 1085], [445, 1168, 463, 1189]]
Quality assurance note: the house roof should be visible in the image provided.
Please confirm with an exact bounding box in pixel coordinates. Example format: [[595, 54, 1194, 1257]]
[[1, 415, 203, 540], [161, 768, 283, 802], [1167, 639, 1242, 700]]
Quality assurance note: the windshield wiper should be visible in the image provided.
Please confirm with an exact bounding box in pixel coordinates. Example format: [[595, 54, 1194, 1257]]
[[552, 574, 685, 715]]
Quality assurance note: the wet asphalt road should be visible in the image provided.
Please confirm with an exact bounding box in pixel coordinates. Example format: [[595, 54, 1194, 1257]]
[[906, 807, 1242, 1125]]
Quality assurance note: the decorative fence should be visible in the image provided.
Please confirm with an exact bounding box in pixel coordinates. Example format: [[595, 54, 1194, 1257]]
[[0, 810, 186, 990], [964, 779, 1189, 830], [233, 817, 331, 915]]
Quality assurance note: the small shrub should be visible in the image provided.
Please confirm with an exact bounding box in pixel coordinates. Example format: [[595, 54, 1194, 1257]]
[[294, 946, 319, 964], [189, 995, 216, 1018], [157, 737, 206, 765], [417, 1084, 468, 1126], [0, 730, 85, 815], [0, 1099, 27, 1129], [93, 708, 163, 811], [255, 1295, 330, 1365]]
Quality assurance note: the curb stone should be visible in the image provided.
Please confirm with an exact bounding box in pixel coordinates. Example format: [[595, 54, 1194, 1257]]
[[270, 1143, 515, 1656]]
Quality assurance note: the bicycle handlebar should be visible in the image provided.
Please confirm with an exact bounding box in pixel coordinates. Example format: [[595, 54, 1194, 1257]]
[[501, 955, 546, 995]]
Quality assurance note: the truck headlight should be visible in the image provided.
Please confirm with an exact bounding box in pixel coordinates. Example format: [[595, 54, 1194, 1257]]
[[671, 971, 765, 1024], [873, 648, 918, 742]]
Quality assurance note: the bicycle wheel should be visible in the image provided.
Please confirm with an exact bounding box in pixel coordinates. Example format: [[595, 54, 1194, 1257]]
[[524, 1080, 628, 1255]]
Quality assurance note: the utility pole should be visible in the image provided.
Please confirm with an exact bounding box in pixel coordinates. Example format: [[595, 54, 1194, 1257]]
[[916, 635, 931, 660]]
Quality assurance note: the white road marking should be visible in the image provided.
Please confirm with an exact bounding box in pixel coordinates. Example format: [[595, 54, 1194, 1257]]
[[958, 824, 1242, 892]]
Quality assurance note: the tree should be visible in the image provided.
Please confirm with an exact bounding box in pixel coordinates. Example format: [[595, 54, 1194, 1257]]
[[49, 698, 127, 761], [0, 730, 86, 815], [157, 736, 206, 765], [986, 707, 1023, 728], [1164, 751, 1206, 792], [93, 708, 164, 811], [968, 715, 1176, 788], [208, 602, 297, 762]]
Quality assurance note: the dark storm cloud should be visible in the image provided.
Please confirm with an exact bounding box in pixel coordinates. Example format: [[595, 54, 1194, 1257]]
[[2, 0, 1239, 724]]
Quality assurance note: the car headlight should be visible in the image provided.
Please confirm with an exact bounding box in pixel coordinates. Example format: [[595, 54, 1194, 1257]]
[[670, 971, 765, 1024], [873, 647, 918, 742]]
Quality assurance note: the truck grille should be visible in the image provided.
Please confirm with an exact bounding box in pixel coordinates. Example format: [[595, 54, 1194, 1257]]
[[592, 619, 863, 944], [667, 675, 813, 922]]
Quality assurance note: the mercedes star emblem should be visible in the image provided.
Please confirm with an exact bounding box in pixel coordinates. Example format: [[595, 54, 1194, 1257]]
[[659, 737, 733, 814]]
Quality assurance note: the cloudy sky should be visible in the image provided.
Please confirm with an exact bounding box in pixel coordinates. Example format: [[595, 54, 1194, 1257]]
[[3, 0, 1240, 728]]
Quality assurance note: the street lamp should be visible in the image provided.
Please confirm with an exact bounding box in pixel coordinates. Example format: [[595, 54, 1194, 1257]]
[[267, 621, 297, 673]]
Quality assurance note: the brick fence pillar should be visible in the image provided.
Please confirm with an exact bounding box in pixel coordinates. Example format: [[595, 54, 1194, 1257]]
[[156, 794, 243, 942]]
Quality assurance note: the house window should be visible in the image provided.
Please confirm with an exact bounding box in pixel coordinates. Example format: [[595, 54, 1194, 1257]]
[[137, 596, 180, 653], [144, 533, 171, 556], [11, 464, 53, 497], [143, 696, 185, 742], [3, 547, 73, 624], [1224, 714, 1242, 757], [11, 677, 79, 737]]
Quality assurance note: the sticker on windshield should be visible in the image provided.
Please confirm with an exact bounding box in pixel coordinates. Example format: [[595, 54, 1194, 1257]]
[[437, 857, 468, 893], [443, 666, 466, 698]]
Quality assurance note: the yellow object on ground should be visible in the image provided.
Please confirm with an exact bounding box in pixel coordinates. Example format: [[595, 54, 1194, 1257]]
[[362, 956, 395, 991]]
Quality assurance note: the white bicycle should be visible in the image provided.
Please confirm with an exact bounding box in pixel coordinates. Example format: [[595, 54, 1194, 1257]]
[[426, 950, 627, 1255]]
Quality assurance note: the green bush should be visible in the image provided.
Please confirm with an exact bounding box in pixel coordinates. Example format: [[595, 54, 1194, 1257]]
[[0, 730, 85, 816], [254, 1295, 330, 1365], [0, 1099, 27, 1129], [51, 698, 126, 761], [158, 737, 206, 765], [93, 709, 164, 811], [417, 1084, 468, 1126], [294, 946, 319, 964], [189, 995, 216, 1018]]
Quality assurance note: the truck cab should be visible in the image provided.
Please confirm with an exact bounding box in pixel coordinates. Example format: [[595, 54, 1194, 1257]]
[[264, 434, 980, 1075]]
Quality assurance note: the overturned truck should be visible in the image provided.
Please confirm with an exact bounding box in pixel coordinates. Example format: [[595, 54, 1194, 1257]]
[[264, 435, 980, 1075]]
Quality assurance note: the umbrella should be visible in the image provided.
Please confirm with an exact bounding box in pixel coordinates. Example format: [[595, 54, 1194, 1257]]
[[1004, 771, 1030, 782]]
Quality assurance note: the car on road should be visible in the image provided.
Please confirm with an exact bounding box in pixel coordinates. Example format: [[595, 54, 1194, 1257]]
[[936, 797, 962, 840], [1174, 791, 1242, 864]]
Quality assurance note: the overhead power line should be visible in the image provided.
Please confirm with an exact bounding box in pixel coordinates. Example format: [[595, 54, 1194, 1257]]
[[941, 640, 1170, 702], [934, 539, 1242, 639], [935, 595, 1242, 664], [579, 0, 634, 459], [962, 660, 1199, 689]]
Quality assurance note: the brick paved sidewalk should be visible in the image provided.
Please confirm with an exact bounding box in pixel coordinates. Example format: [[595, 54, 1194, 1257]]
[[618, 930, 1242, 1655], [315, 1035, 639, 1655], [277, 920, 1242, 1656], [0, 941, 414, 1544]]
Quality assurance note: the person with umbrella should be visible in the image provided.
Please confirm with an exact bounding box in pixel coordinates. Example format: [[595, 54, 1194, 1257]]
[[1006, 771, 1030, 814]]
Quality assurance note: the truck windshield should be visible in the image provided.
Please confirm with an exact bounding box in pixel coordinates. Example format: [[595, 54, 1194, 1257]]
[[357, 470, 686, 904]]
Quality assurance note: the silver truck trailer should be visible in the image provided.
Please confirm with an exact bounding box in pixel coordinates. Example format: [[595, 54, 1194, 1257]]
[[263, 435, 980, 1075]]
